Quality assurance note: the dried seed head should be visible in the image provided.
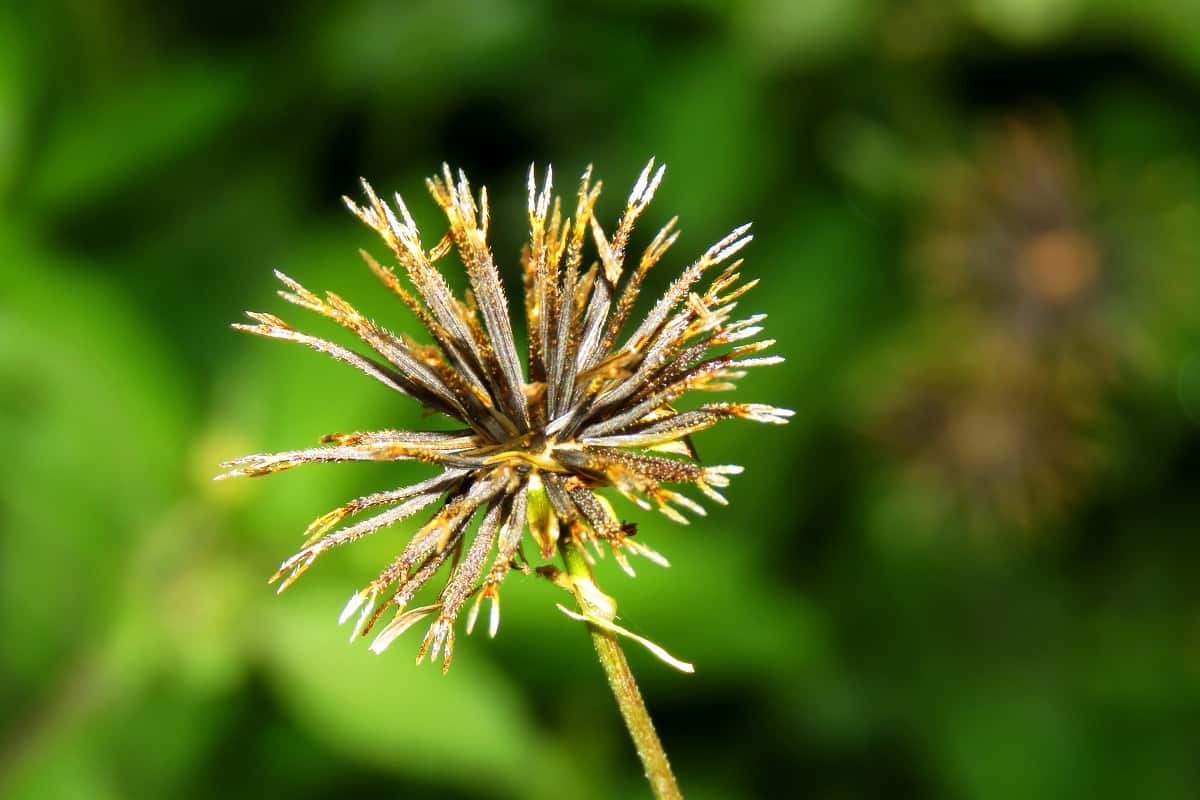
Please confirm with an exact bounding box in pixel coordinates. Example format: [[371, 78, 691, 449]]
[[219, 160, 789, 669]]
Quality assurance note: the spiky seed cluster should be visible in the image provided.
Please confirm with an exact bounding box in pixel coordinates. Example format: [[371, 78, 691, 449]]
[[882, 121, 1117, 529], [218, 160, 791, 671], [917, 120, 1106, 340]]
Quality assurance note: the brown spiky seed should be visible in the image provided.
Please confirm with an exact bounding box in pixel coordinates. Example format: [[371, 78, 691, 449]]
[[218, 160, 791, 672]]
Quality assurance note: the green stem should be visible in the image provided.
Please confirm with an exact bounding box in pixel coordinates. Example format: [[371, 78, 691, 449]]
[[562, 540, 682, 800]]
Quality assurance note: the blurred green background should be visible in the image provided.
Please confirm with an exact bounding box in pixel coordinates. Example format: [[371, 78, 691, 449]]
[[2, 1, 1199, 798]]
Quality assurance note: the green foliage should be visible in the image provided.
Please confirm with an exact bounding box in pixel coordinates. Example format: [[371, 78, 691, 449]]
[[2, 1, 1198, 798]]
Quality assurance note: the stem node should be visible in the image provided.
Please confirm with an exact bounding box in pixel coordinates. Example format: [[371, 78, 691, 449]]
[[562, 540, 682, 799]]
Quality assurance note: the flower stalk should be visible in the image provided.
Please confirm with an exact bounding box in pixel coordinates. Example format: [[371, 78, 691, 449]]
[[562, 539, 682, 800]]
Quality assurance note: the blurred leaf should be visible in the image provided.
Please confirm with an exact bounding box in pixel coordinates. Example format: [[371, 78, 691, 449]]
[[29, 60, 248, 214], [736, 0, 877, 66], [0, 226, 187, 687], [258, 583, 594, 799], [0, 10, 35, 201], [968, 0, 1081, 42], [3, 728, 121, 800], [316, 0, 530, 101], [940, 690, 1084, 800]]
